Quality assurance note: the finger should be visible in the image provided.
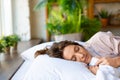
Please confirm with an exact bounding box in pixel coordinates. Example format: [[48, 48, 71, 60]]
[[88, 66, 94, 70], [88, 66, 92, 69], [99, 61, 109, 65], [95, 59, 103, 66], [100, 62, 106, 65], [94, 65, 99, 69], [95, 56, 101, 59]]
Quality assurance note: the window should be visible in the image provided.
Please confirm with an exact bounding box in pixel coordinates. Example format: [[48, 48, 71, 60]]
[[0, 0, 13, 37], [0, 0, 2, 37]]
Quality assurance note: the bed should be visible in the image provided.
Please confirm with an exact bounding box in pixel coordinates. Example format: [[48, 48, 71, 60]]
[[11, 41, 120, 80], [11, 42, 55, 80]]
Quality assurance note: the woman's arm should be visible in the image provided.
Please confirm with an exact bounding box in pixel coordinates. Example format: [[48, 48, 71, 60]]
[[95, 57, 120, 68]]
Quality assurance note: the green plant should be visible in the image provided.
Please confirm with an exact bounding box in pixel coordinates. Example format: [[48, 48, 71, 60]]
[[34, 0, 101, 41], [0, 37, 10, 53], [0, 44, 3, 52], [47, 8, 82, 35], [9, 34, 20, 46], [0, 45, 3, 53], [1, 36, 13, 47], [0, 34, 20, 53], [0, 39, 6, 53], [81, 16, 101, 41], [99, 9, 110, 18], [34, 0, 87, 35]]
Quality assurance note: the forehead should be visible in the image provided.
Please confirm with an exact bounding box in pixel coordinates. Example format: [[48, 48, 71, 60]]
[[63, 45, 76, 60]]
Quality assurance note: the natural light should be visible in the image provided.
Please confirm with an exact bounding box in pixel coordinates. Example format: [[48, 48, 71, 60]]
[[0, 0, 13, 37]]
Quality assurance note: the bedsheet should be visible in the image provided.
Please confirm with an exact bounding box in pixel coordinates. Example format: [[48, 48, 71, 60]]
[[13, 41, 120, 80], [12, 41, 85, 80], [11, 60, 33, 80]]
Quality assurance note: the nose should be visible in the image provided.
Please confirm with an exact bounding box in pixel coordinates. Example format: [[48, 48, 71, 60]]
[[79, 53, 84, 58], [76, 53, 85, 62]]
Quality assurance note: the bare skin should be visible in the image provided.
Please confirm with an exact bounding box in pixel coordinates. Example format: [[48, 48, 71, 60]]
[[88, 66, 99, 75], [63, 44, 120, 75], [63, 45, 92, 64], [89, 57, 120, 74], [96, 57, 120, 68], [63, 45, 98, 74]]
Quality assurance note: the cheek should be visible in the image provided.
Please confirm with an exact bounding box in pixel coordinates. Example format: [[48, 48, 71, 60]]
[[79, 50, 85, 55], [63, 51, 70, 59], [63, 52, 67, 59], [76, 55, 82, 61], [63, 47, 74, 59], [81, 49, 88, 54]]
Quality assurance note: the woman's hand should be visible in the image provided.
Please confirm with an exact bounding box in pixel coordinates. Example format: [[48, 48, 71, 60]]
[[95, 57, 120, 68], [88, 66, 99, 75]]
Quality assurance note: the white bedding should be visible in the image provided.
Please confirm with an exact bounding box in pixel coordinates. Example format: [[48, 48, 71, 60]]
[[11, 60, 33, 80], [21, 41, 55, 61], [21, 41, 95, 80], [89, 57, 120, 80], [96, 65, 120, 80], [12, 42, 55, 80], [12, 41, 120, 80], [22, 55, 96, 80], [13, 41, 93, 80]]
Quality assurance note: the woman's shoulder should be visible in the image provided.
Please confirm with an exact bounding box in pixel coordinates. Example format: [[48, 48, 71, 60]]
[[85, 31, 114, 44]]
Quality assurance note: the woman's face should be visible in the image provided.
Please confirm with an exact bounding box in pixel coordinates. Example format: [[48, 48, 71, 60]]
[[63, 45, 92, 64]]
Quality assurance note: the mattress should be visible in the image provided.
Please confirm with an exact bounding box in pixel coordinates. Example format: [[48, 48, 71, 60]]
[[11, 42, 55, 80], [11, 60, 32, 80], [10, 40, 120, 80]]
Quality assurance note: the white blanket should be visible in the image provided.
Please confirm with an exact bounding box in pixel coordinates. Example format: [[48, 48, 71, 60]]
[[96, 65, 120, 80], [89, 57, 120, 80]]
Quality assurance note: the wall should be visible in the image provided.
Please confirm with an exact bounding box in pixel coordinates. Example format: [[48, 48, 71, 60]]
[[95, 2, 120, 15], [12, 0, 31, 41], [29, 0, 47, 41], [94, 2, 120, 36]]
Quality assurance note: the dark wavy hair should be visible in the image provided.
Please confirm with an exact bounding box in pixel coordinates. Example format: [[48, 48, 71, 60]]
[[34, 40, 83, 59]]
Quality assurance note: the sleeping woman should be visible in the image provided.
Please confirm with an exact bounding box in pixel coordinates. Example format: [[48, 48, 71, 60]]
[[34, 31, 120, 75]]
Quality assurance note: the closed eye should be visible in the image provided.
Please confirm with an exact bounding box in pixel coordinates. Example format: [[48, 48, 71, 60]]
[[71, 56, 76, 61], [74, 46, 80, 52]]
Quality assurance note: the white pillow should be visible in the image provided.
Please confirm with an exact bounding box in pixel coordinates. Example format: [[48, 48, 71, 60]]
[[21, 41, 85, 61], [21, 42, 54, 61], [23, 55, 96, 80]]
